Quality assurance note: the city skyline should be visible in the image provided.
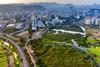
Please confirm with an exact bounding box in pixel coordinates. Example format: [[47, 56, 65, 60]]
[[0, 0, 100, 5]]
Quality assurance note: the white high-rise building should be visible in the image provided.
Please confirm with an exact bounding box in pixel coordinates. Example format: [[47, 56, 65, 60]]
[[52, 16, 61, 24], [30, 15, 37, 31], [95, 17, 100, 28], [84, 17, 92, 25], [95, 18, 100, 25]]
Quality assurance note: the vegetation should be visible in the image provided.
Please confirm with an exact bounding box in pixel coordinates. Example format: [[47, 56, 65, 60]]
[[31, 32, 93, 67], [97, 38, 100, 41], [32, 39, 93, 67], [88, 46, 100, 63], [87, 37, 97, 44], [42, 32, 87, 46], [0, 41, 8, 67], [28, 22, 33, 39], [3, 28, 18, 34], [0, 40, 22, 67], [49, 24, 84, 32], [43, 32, 72, 42]]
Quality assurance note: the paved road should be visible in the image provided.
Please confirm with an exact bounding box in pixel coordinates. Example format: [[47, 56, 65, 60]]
[[0, 33, 19, 41], [0, 35, 29, 67], [25, 44, 36, 67]]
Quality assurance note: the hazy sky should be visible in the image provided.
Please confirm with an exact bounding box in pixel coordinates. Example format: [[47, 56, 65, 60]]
[[0, 0, 100, 5]]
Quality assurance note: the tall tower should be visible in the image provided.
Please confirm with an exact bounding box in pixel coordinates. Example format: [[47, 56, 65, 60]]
[[31, 15, 37, 31], [31, 15, 37, 26]]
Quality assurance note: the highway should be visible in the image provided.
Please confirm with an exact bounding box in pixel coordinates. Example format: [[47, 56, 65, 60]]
[[0, 35, 29, 67]]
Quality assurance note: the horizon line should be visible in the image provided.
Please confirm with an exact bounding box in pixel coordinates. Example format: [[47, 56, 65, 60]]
[[0, 2, 99, 6]]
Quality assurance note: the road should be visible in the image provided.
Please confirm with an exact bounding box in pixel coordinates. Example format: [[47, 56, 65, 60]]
[[0, 35, 29, 67], [53, 29, 85, 36], [0, 33, 19, 41], [25, 44, 36, 67]]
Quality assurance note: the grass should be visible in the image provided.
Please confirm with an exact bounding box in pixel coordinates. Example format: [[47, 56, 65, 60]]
[[0, 62, 7, 67], [0, 40, 22, 67], [97, 38, 100, 41], [4, 41, 22, 67], [0, 45, 8, 67], [88, 46, 100, 63], [87, 37, 97, 44], [88, 47, 100, 56], [43, 32, 83, 43], [96, 58, 100, 63]]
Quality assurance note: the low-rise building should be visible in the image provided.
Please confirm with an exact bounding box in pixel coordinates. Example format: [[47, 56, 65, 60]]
[[84, 17, 95, 25], [6, 24, 15, 28], [15, 23, 24, 29]]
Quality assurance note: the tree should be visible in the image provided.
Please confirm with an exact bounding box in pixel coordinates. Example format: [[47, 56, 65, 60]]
[[28, 20, 33, 39]]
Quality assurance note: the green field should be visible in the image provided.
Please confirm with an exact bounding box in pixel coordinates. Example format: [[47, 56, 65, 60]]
[[3, 41, 22, 67], [0, 40, 22, 67], [87, 37, 97, 44], [0, 45, 8, 67], [97, 38, 100, 41], [88, 46, 100, 63]]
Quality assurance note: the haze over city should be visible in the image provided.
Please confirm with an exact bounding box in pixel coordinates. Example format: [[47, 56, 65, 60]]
[[0, 0, 100, 67], [0, 0, 100, 5]]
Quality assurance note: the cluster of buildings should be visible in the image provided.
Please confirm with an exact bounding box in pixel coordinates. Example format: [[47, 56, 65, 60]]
[[84, 16, 100, 28], [0, 13, 27, 32], [84, 16, 100, 25], [0, 8, 100, 32], [30, 14, 66, 31], [0, 12, 65, 32], [83, 9, 100, 28]]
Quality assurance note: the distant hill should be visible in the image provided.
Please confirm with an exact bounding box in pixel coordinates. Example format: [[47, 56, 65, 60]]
[[30, 2, 65, 10], [21, 5, 46, 11], [0, 4, 46, 13], [30, 2, 100, 16], [0, 2, 100, 14], [31, 2, 100, 10], [0, 4, 22, 12]]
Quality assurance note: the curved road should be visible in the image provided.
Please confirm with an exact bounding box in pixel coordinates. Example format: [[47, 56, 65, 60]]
[[0, 35, 29, 67]]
